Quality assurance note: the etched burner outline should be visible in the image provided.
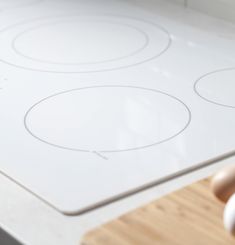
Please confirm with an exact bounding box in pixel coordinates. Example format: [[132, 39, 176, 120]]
[[0, 0, 43, 10], [12, 20, 150, 65], [24, 85, 191, 157], [194, 68, 235, 109], [0, 14, 172, 73]]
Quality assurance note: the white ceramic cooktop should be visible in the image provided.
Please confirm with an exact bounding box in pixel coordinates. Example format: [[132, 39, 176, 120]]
[[0, 0, 235, 215]]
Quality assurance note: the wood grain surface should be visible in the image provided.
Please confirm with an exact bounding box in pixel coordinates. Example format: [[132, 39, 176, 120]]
[[82, 179, 235, 245]]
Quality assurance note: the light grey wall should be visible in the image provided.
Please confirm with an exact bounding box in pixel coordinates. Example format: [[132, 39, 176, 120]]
[[167, 0, 235, 23], [188, 0, 235, 23]]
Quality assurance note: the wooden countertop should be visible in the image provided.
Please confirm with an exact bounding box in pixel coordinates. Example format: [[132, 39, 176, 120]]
[[82, 179, 235, 245]]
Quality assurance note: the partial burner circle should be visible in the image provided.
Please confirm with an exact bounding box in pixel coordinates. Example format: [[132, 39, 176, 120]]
[[0, 15, 171, 73], [194, 68, 235, 108], [24, 86, 191, 153], [0, 0, 42, 10]]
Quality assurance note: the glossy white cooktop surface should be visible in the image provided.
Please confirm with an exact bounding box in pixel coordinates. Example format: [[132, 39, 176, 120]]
[[1, 0, 235, 215]]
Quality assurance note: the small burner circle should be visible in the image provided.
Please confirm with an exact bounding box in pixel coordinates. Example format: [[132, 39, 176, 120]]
[[24, 86, 191, 153], [13, 20, 149, 65], [194, 68, 235, 108]]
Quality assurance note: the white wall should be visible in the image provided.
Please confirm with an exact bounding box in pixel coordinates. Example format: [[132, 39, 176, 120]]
[[167, 0, 235, 23], [168, 0, 186, 4]]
